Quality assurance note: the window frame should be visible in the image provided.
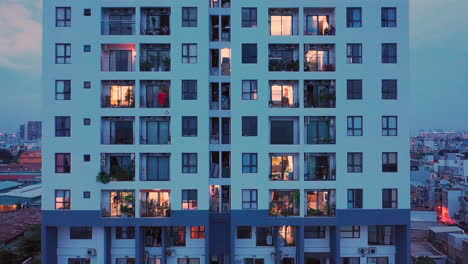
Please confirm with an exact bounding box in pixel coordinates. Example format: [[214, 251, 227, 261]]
[[55, 80, 71, 100], [304, 226, 326, 239], [182, 43, 198, 64], [346, 7, 362, 28], [116, 226, 135, 239], [382, 116, 398, 136], [242, 116, 257, 137], [382, 79, 397, 100], [182, 189, 198, 210], [347, 189, 363, 209], [242, 153, 258, 173], [55, 153, 71, 173], [182, 153, 198, 173], [340, 225, 360, 238], [182, 116, 197, 137], [182, 7, 198, 27], [382, 189, 398, 208], [381, 7, 397, 28], [347, 152, 363, 173], [382, 43, 397, 63], [190, 226, 205, 239], [69, 226, 92, 239], [182, 80, 197, 100], [347, 116, 363, 136], [242, 80, 258, 100], [242, 8, 257, 28], [382, 152, 398, 172], [346, 43, 362, 64], [55, 43, 71, 64], [242, 43, 257, 64], [56, 7, 71, 27], [55, 116, 71, 137], [347, 79, 362, 100], [55, 189, 71, 210], [237, 226, 252, 239], [242, 189, 258, 209]]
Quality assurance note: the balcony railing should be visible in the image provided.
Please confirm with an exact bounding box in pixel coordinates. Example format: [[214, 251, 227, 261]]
[[101, 56, 135, 72], [101, 20, 135, 35], [269, 58, 299, 72]]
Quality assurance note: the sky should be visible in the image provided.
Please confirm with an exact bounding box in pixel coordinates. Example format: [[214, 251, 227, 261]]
[[0, 0, 466, 134]]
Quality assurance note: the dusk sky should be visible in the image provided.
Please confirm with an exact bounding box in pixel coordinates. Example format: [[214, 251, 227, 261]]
[[0, 0, 466, 134]]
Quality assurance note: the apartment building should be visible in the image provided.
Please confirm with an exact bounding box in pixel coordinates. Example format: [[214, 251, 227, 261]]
[[42, 0, 410, 264]]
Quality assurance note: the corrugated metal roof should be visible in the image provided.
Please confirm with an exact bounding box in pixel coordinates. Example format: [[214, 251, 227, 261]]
[[0, 181, 22, 191]]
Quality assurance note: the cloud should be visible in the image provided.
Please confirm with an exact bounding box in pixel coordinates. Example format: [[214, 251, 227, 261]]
[[0, 2, 42, 71]]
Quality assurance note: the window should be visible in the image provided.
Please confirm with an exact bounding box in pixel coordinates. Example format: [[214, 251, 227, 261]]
[[347, 152, 363, 173], [182, 189, 198, 210], [182, 116, 197, 137], [56, 43, 71, 64], [242, 153, 258, 173], [55, 153, 71, 173], [143, 117, 170, 144], [182, 44, 197, 64], [182, 80, 197, 100], [304, 226, 326, 239], [237, 226, 252, 239], [346, 8, 362, 28], [244, 259, 264, 264], [382, 8, 397, 27], [55, 189, 71, 209], [68, 258, 90, 264], [347, 116, 362, 136], [56, 7, 71, 27], [242, 189, 258, 209], [242, 116, 257, 136], [70, 227, 92, 239], [270, 119, 295, 144], [347, 44, 362, 64], [182, 153, 197, 173], [83, 155, 90, 162], [347, 189, 363, 209], [116, 259, 136, 264], [182, 7, 197, 27], [342, 257, 360, 264], [84, 118, 91, 126], [83, 45, 91, 52], [382, 43, 397, 63], [178, 258, 200, 264], [382, 189, 398, 208], [242, 80, 258, 100], [367, 257, 388, 264], [382, 152, 398, 172], [145, 155, 169, 181], [84, 81, 91, 89], [116, 226, 135, 239], [382, 80, 397, 99], [83, 191, 91, 198], [382, 116, 397, 136], [340, 225, 360, 238], [83, 9, 91, 16], [55, 116, 71, 137], [347, 80, 362, 100], [190, 226, 205, 239], [242, 44, 257, 63], [242, 8, 257, 28], [270, 15, 293, 35], [369, 228, 395, 245], [256, 227, 274, 246]]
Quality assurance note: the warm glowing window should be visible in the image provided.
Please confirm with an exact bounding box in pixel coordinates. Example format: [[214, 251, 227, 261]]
[[110, 85, 134, 107], [55, 189, 71, 209], [271, 84, 294, 106], [270, 155, 295, 181], [182, 189, 198, 210], [270, 16, 292, 35], [190, 226, 205, 239]]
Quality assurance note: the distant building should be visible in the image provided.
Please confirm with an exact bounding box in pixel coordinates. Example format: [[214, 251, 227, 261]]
[[19, 124, 25, 140], [18, 151, 42, 165], [0, 184, 41, 211], [446, 233, 468, 264], [26, 121, 41, 140]]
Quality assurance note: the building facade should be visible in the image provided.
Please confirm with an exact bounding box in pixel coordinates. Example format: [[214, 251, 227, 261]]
[[42, 1, 410, 264], [27, 121, 42, 140]]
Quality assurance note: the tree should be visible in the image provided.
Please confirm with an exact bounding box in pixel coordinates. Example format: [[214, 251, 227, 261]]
[[16, 225, 41, 259], [414, 256, 436, 264], [0, 249, 20, 263], [0, 149, 13, 163]]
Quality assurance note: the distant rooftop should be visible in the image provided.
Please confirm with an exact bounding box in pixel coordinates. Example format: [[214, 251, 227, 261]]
[[411, 242, 447, 259], [428, 226, 463, 233], [0, 184, 41, 199], [0, 181, 22, 191], [0, 209, 40, 245]]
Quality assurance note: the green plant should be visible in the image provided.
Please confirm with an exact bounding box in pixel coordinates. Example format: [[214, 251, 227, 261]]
[[161, 201, 171, 216], [141, 60, 152, 71], [120, 204, 134, 216], [269, 202, 280, 216], [293, 190, 300, 207], [96, 171, 111, 184], [414, 256, 436, 264], [124, 88, 134, 107], [151, 17, 157, 29], [110, 162, 135, 181], [103, 95, 111, 107]]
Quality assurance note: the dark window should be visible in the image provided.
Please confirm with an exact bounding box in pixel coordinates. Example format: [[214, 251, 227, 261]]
[[83, 9, 91, 16], [84, 81, 91, 89], [242, 80, 258, 100], [55, 80, 71, 100], [368, 226, 394, 245], [116, 226, 135, 239], [83, 118, 91, 126], [237, 226, 252, 239], [182, 44, 197, 64], [347, 43, 362, 64], [182, 189, 198, 210], [182, 80, 197, 100], [342, 258, 360, 264], [382, 43, 397, 63], [182, 7, 197, 27], [244, 259, 264, 264], [83, 45, 91, 52], [382, 80, 397, 99], [55, 116, 71, 137], [178, 258, 199, 264], [346, 8, 362, 28], [68, 259, 90, 264], [347, 152, 363, 173], [169, 227, 186, 246], [242, 44, 257, 63], [182, 116, 197, 137], [367, 257, 389, 264], [382, 8, 397, 27], [70, 227, 92, 239], [144, 155, 169, 181], [83, 191, 91, 199], [242, 153, 258, 173], [56, 43, 71, 64], [190, 226, 205, 239], [347, 189, 363, 208], [347, 116, 363, 136], [55, 189, 71, 209], [182, 153, 197, 173], [271, 120, 294, 144], [382, 152, 398, 172], [304, 226, 326, 238], [242, 8, 257, 28], [242, 189, 258, 209], [55, 153, 71, 173], [382, 116, 397, 136], [382, 189, 398, 208], [242, 116, 257, 136], [340, 225, 360, 238], [83, 155, 91, 162], [256, 227, 274, 246], [56, 7, 71, 27], [347, 80, 362, 100]]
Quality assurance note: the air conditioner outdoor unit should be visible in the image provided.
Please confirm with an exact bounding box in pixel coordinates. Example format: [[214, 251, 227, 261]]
[[166, 249, 175, 256], [87, 248, 97, 256], [368, 247, 377, 254], [358, 247, 368, 256]]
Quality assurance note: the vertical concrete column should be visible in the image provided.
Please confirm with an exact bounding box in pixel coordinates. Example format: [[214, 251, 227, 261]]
[[162, 226, 168, 264], [329, 226, 341, 264], [41, 226, 58, 264], [395, 225, 410, 264], [136, 226, 143, 264], [296, 226, 305, 264], [104, 226, 112, 264]]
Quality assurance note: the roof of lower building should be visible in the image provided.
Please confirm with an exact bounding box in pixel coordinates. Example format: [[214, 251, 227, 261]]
[[0, 181, 22, 191], [0, 209, 40, 244], [428, 226, 463, 233]]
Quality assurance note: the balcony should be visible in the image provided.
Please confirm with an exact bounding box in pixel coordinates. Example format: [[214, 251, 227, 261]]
[[210, 117, 230, 144], [269, 44, 299, 72], [140, 153, 170, 181], [140, 190, 171, 217], [210, 15, 231, 42], [304, 44, 335, 72], [210, 83, 231, 110], [101, 117, 134, 145], [210, 151, 230, 178], [101, 80, 135, 108], [210, 185, 231, 212], [270, 117, 299, 145], [304, 153, 336, 181], [140, 117, 170, 145], [210, 0, 230, 8], [279, 226, 296, 247], [304, 8, 335, 36], [101, 190, 135, 217], [304, 116, 336, 144], [270, 190, 300, 217], [306, 189, 336, 217], [140, 44, 170, 72], [143, 227, 162, 247], [101, 44, 136, 72], [269, 81, 299, 108], [269, 154, 299, 181], [140, 8, 170, 35], [210, 48, 231, 76], [97, 153, 135, 183], [101, 8, 135, 35], [304, 80, 336, 108], [269, 8, 299, 36], [256, 227, 275, 246], [140, 80, 170, 108]]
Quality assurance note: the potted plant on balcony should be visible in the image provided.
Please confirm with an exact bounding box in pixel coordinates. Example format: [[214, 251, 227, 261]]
[[161, 201, 171, 217], [96, 171, 111, 184], [110, 162, 135, 181], [162, 57, 171, 71], [124, 88, 134, 107], [293, 190, 300, 215], [269, 202, 280, 216], [287, 60, 299, 71], [120, 204, 134, 217]]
